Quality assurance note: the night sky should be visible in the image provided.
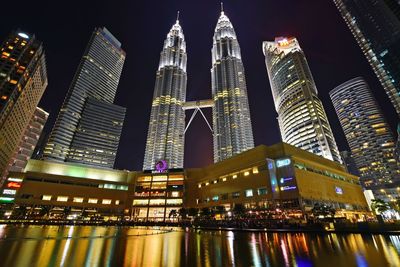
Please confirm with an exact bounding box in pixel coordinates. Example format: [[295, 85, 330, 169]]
[[1, 0, 397, 170]]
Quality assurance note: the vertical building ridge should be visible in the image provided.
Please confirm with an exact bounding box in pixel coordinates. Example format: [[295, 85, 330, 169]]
[[143, 17, 187, 170], [212, 9, 254, 163], [43, 27, 126, 168], [263, 37, 342, 163]]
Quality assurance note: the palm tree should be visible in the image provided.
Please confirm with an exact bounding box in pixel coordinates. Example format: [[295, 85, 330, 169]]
[[169, 209, 178, 221], [371, 199, 390, 214], [178, 208, 188, 220], [233, 204, 246, 218], [188, 208, 199, 218]]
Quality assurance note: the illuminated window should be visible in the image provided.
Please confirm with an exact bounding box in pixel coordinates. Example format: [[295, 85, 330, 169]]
[[171, 191, 179, 197], [42, 195, 52, 201], [222, 177, 227, 182], [252, 167, 259, 174], [9, 80, 17, 84], [198, 184, 202, 188], [244, 171, 250, 176], [257, 188, 267, 195], [133, 199, 149, 206], [232, 174, 238, 179], [166, 199, 183, 205], [73, 197, 83, 203], [137, 176, 152, 182], [57, 196, 68, 202], [150, 199, 165, 206], [102, 199, 112, 205], [153, 175, 168, 181], [115, 200, 120, 205], [1, 96, 7, 100], [232, 192, 240, 199], [88, 198, 98, 204], [245, 189, 253, 197], [212, 195, 219, 201]]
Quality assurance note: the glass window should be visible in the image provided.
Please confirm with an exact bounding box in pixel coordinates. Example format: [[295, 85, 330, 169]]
[[151, 182, 167, 189], [257, 188, 267, 195], [168, 175, 184, 181], [152, 175, 168, 181], [166, 199, 183, 205], [133, 199, 149, 206], [73, 197, 83, 203], [212, 195, 219, 201], [232, 192, 240, 199], [88, 198, 98, 204], [57, 196, 68, 202], [102, 199, 112, 205], [149, 199, 165, 206], [42, 195, 52, 201], [245, 189, 253, 197], [115, 200, 120, 205], [171, 191, 179, 197], [137, 176, 152, 182], [148, 208, 165, 218]]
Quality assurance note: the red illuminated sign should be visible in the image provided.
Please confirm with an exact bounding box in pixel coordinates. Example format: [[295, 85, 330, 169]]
[[7, 182, 21, 189]]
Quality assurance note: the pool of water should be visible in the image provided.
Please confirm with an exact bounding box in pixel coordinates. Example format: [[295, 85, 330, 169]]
[[0, 225, 399, 267]]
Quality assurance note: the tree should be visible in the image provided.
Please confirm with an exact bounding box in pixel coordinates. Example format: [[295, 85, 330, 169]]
[[371, 199, 390, 214], [233, 204, 246, 218], [200, 207, 211, 218], [178, 208, 188, 220], [311, 203, 336, 219], [169, 209, 178, 221], [188, 208, 199, 218]]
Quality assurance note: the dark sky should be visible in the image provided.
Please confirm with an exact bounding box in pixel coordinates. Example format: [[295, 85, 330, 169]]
[[1, 0, 397, 171]]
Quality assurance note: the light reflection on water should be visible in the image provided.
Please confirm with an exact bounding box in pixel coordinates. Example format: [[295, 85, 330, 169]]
[[0, 225, 399, 267]]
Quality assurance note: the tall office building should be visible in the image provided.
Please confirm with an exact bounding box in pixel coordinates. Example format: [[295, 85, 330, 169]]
[[3, 107, 48, 179], [143, 16, 187, 170], [333, 0, 400, 116], [330, 77, 400, 187], [0, 31, 48, 178], [211, 8, 254, 163], [340, 150, 360, 177], [263, 37, 342, 163], [43, 27, 126, 168]]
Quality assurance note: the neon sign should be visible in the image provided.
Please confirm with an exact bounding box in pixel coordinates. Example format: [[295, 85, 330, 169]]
[[335, 187, 343, 195], [7, 182, 21, 189], [280, 177, 293, 184], [3, 189, 16, 195], [276, 158, 291, 168], [280, 186, 297, 191], [155, 160, 168, 172]]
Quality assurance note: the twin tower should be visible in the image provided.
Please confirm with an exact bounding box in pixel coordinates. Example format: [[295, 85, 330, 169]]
[[143, 8, 254, 170]]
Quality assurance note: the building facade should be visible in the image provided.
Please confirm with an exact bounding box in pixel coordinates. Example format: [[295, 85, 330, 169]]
[[143, 17, 187, 170], [340, 150, 360, 177], [43, 27, 126, 168], [263, 37, 342, 163], [211, 9, 254, 163], [2, 107, 48, 182], [186, 143, 369, 221], [0, 31, 48, 178], [330, 77, 400, 188], [333, 0, 400, 116], [1, 143, 370, 222]]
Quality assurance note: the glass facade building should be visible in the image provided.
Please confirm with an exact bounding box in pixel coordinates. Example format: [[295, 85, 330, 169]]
[[333, 0, 400, 116], [0, 31, 48, 179], [143, 18, 187, 170], [43, 27, 126, 168], [211, 10, 254, 163], [263, 37, 342, 163], [330, 77, 400, 188]]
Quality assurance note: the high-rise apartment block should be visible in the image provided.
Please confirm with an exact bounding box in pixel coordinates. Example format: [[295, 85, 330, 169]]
[[143, 17, 187, 170], [0, 31, 48, 177], [43, 27, 126, 168], [330, 77, 400, 187], [333, 0, 400, 116], [211, 9, 254, 163], [263, 37, 342, 163], [4, 107, 48, 177]]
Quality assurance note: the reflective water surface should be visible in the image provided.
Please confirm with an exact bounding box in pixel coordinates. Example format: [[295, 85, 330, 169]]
[[0, 225, 399, 267]]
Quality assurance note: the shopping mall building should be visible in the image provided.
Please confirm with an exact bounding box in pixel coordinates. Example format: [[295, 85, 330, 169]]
[[0, 143, 370, 221]]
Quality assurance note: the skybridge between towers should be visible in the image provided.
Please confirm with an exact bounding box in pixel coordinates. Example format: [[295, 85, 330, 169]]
[[183, 99, 213, 134]]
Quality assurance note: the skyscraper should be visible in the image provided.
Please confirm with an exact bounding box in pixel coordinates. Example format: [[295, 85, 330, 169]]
[[330, 77, 400, 187], [0, 31, 48, 178], [263, 37, 342, 163], [333, 0, 400, 116], [143, 15, 187, 170], [211, 7, 254, 163], [43, 27, 126, 168], [3, 107, 48, 179]]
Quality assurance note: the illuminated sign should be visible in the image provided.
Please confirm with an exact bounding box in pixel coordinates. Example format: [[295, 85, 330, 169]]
[[268, 162, 274, 170], [277, 38, 289, 46], [7, 182, 21, 189], [0, 197, 14, 203], [155, 160, 168, 172], [18, 32, 29, 39], [3, 189, 16, 195], [280, 186, 297, 191], [276, 158, 291, 168], [280, 177, 293, 184], [8, 178, 23, 182], [335, 187, 343, 195]]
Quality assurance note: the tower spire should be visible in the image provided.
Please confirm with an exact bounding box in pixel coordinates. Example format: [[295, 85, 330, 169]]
[[176, 11, 180, 23], [221, 2, 224, 13]]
